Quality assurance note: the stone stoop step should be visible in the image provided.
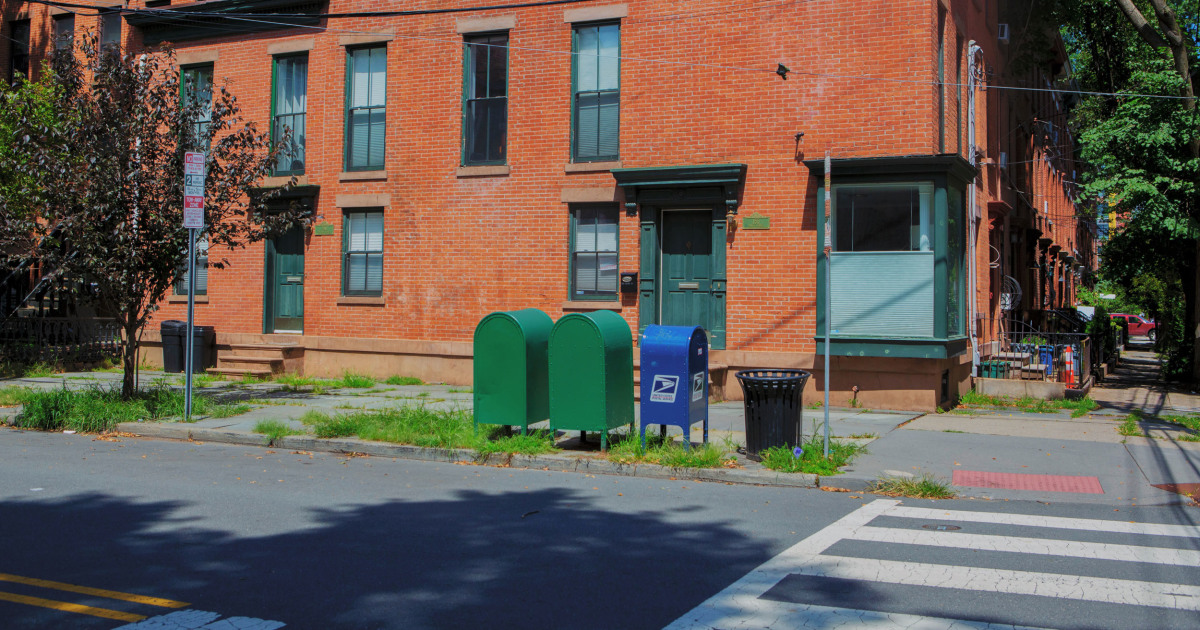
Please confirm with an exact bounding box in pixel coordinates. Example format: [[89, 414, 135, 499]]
[[209, 342, 302, 378]]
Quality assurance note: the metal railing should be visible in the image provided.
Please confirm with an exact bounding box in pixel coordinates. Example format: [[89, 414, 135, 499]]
[[978, 317, 1094, 386], [0, 317, 121, 364]]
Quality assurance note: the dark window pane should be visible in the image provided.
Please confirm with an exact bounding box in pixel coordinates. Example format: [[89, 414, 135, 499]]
[[53, 15, 74, 51], [834, 186, 930, 252], [571, 205, 619, 299], [464, 34, 507, 165], [9, 20, 30, 80]]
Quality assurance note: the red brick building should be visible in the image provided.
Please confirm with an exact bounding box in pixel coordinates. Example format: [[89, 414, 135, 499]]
[[2, 0, 1094, 410]]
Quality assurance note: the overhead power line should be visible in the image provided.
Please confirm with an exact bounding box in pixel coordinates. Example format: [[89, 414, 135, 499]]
[[20, 0, 1200, 102]]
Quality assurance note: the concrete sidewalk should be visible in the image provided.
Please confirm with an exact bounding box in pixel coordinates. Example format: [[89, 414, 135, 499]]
[[827, 336, 1200, 506], [4, 339, 1199, 505]]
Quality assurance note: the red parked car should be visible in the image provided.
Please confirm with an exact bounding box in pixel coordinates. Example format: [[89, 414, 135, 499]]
[[1110, 313, 1157, 340]]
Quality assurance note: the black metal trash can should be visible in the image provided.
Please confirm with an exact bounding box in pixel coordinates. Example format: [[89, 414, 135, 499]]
[[735, 369, 810, 460], [160, 321, 187, 373], [188, 326, 216, 373]]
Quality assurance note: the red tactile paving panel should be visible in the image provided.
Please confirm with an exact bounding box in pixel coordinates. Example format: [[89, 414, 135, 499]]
[[952, 470, 1104, 494]]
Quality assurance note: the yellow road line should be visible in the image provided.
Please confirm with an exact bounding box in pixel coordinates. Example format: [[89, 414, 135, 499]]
[[0, 573, 189, 608], [0, 590, 148, 622]]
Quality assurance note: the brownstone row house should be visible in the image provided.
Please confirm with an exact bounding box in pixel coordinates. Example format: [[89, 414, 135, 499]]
[[1, 0, 1096, 410]]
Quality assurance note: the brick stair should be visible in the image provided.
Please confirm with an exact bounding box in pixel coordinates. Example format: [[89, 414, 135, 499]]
[[208, 342, 303, 378]]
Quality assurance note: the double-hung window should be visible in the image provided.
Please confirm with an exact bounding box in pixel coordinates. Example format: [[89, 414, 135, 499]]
[[100, 8, 121, 49], [345, 46, 386, 171], [570, 205, 619, 299], [572, 23, 619, 162], [272, 54, 308, 175], [343, 210, 384, 296], [52, 14, 74, 51], [175, 238, 208, 296], [8, 20, 29, 81], [181, 64, 213, 148], [462, 33, 508, 165]]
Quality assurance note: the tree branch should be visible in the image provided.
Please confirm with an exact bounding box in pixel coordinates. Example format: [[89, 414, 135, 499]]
[[1113, 0, 1169, 47]]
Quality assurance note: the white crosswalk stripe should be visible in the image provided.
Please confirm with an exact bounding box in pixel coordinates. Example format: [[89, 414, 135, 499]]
[[665, 499, 1200, 630]]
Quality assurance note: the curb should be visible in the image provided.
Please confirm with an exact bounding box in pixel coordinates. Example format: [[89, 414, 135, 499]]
[[114, 422, 820, 488]]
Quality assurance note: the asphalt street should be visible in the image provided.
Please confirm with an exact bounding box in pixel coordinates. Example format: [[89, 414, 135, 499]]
[[3, 429, 1199, 629]]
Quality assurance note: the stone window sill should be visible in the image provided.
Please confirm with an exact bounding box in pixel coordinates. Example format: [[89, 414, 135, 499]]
[[565, 160, 621, 173], [337, 296, 385, 306], [168, 295, 209, 304], [340, 170, 388, 182], [562, 300, 622, 312], [457, 165, 510, 177]]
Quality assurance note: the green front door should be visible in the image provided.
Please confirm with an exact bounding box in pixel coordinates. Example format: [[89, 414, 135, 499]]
[[265, 227, 305, 333], [660, 209, 713, 331]]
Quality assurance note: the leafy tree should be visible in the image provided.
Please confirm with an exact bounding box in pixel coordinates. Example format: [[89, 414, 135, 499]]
[[1050, 0, 1198, 378], [0, 34, 307, 398]]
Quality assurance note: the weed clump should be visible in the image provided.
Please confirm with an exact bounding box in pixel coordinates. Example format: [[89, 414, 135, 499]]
[[869, 474, 956, 499]]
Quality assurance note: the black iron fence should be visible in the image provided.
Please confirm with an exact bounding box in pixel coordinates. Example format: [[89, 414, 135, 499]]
[[0, 317, 122, 365]]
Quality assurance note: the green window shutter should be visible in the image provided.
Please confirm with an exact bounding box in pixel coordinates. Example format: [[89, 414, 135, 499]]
[[345, 46, 386, 171], [343, 209, 384, 296], [572, 23, 619, 162], [272, 54, 308, 175]]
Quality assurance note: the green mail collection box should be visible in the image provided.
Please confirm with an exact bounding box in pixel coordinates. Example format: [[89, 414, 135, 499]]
[[473, 309, 553, 433], [548, 310, 634, 450]]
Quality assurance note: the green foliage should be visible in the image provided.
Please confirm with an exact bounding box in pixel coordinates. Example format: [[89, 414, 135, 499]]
[[607, 431, 733, 468], [758, 432, 868, 476], [13, 384, 248, 431], [385, 375, 424, 386], [868, 474, 957, 499], [337, 371, 376, 389], [253, 420, 306, 443], [0, 34, 310, 400], [1118, 416, 1145, 437], [301, 406, 477, 449], [474, 429, 558, 456], [958, 390, 1099, 415], [0, 386, 35, 407], [1050, 0, 1198, 381]]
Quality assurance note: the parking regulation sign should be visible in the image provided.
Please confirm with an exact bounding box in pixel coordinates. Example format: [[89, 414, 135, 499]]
[[183, 152, 206, 229]]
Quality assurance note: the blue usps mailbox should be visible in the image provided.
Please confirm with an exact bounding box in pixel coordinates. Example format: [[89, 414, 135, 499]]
[[640, 325, 708, 449]]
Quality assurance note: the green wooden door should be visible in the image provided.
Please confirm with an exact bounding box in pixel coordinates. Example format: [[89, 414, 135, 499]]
[[265, 227, 305, 333], [660, 209, 713, 331]]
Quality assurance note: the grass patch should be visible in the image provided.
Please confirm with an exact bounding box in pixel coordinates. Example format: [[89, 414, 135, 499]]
[[238, 374, 272, 385], [757, 431, 868, 476], [448, 387, 472, 394], [1179, 434, 1200, 442], [192, 373, 221, 388], [253, 420, 306, 443], [942, 429, 966, 433], [607, 432, 734, 468], [869, 474, 956, 499], [0, 386, 35, 407], [336, 371, 375, 389], [847, 432, 878, 439], [957, 390, 1099, 415], [1158, 413, 1200, 433], [1117, 416, 1145, 437], [385, 375, 423, 386], [207, 403, 253, 419], [475, 428, 558, 456], [22, 362, 56, 378], [13, 385, 249, 431], [300, 406, 477, 449]]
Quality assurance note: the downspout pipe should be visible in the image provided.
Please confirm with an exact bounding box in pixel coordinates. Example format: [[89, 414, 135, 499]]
[[967, 41, 982, 377]]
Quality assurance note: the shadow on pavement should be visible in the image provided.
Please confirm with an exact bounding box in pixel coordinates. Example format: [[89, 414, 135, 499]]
[[0, 487, 830, 630]]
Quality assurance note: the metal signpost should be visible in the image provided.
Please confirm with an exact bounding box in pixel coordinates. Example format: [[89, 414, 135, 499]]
[[183, 151, 206, 422], [823, 151, 831, 457]]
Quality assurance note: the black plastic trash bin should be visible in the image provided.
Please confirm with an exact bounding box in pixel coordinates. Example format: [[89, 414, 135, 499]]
[[188, 326, 216, 373], [735, 369, 810, 460], [160, 321, 187, 373]]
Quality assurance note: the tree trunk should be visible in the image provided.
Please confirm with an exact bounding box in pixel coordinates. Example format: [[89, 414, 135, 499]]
[[121, 320, 139, 400], [1193, 239, 1200, 381]]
